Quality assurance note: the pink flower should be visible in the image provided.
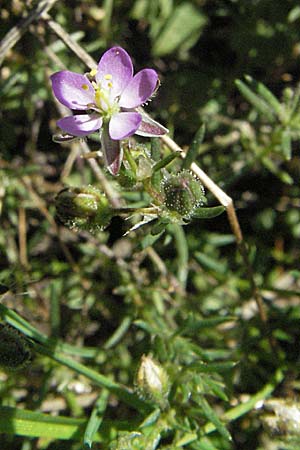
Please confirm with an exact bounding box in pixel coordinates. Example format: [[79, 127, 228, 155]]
[[51, 47, 168, 174]]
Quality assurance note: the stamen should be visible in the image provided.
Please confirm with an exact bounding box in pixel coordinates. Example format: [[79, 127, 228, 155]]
[[104, 74, 112, 80], [90, 68, 97, 77], [81, 84, 89, 91], [107, 81, 113, 89]]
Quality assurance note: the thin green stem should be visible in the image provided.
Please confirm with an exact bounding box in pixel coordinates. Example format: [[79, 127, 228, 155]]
[[169, 224, 189, 289]]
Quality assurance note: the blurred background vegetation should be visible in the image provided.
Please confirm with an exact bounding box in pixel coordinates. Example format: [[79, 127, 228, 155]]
[[0, 1, 300, 449]]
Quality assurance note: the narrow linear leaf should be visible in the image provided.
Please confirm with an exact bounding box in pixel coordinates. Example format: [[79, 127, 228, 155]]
[[140, 231, 165, 250], [84, 390, 109, 448], [152, 152, 180, 172], [0, 406, 95, 441], [197, 396, 231, 441], [244, 75, 283, 119], [152, 3, 206, 56], [103, 316, 132, 350], [203, 369, 284, 435], [0, 303, 102, 358], [192, 206, 225, 219], [195, 251, 227, 274], [261, 157, 293, 184], [188, 361, 237, 373], [281, 129, 292, 160], [177, 315, 236, 336], [33, 342, 149, 412], [183, 124, 206, 169], [203, 378, 229, 402], [175, 432, 198, 446], [235, 79, 275, 121]]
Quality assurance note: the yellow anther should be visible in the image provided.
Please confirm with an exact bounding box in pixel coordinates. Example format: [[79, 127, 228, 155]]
[[104, 74, 112, 80], [95, 90, 101, 101], [107, 81, 113, 89], [81, 84, 89, 91], [90, 68, 97, 77]]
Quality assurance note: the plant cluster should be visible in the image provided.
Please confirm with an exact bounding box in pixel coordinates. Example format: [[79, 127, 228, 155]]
[[0, 1, 300, 450]]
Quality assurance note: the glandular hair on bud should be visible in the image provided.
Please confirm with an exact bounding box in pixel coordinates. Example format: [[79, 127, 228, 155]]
[[55, 185, 113, 232], [135, 355, 170, 409], [161, 170, 206, 219], [0, 323, 32, 370]]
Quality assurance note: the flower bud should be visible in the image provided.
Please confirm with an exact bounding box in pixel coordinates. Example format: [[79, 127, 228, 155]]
[[135, 355, 170, 409], [55, 185, 113, 231], [0, 323, 31, 370], [161, 170, 206, 219]]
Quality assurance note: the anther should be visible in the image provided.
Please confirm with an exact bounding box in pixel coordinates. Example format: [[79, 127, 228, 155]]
[[90, 68, 97, 77]]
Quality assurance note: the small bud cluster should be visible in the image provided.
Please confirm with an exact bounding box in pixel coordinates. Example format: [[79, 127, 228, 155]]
[[55, 185, 113, 232], [135, 355, 170, 409], [161, 170, 206, 220], [0, 323, 32, 370]]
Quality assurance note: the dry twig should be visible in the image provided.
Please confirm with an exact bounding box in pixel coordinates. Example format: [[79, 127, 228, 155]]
[[0, 0, 59, 66]]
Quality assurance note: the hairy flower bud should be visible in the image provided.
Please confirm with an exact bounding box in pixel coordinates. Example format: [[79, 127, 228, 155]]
[[0, 324, 32, 370], [135, 355, 170, 409], [161, 170, 206, 220], [55, 185, 113, 231]]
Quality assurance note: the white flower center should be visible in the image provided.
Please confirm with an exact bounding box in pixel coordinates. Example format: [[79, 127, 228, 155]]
[[91, 73, 120, 121]]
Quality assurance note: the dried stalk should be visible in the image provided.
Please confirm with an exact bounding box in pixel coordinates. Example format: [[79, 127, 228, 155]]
[[0, 0, 59, 66]]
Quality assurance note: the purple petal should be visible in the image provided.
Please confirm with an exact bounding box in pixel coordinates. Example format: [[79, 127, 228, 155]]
[[96, 47, 133, 98], [51, 71, 95, 110], [57, 114, 102, 136], [135, 113, 169, 137], [119, 69, 158, 108], [101, 128, 123, 175], [109, 112, 142, 140]]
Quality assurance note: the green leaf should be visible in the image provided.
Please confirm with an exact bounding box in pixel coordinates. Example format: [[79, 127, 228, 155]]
[[192, 206, 225, 219], [244, 75, 283, 119], [139, 409, 161, 428], [261, 157, 293, 184], [84, 390, 109, 448], [194, 251, 227, 274], [235, 79, 275, 121], [175, 432, 198, 446], [203, 369, 284, 436], [197, 396, 231, 441], [203, 377, 229, 402], [183, 124, 206, 169], [152, 3, 206, 56], [189, 361, 237, 373], [176, 314, 236, 336], [140, 231, 165, 249], [0, 406, 94, 441], [281, 129, 292, 160], [152, 152, 180, 172]]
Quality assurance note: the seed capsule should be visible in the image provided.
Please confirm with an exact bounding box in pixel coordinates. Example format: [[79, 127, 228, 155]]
[[161, 170, 206, 219], [55, 185, 113, 232]]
